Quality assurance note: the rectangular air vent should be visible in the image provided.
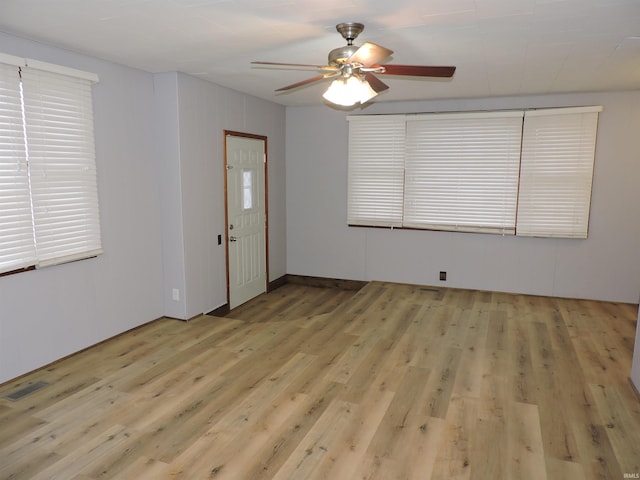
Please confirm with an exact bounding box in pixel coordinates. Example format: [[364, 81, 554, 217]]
[[4, 381, 50, 401]]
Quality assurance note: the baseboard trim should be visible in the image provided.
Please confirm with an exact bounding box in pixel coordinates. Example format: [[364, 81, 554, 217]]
[[207, 304, 230, 317], [268, 275, 288, 292], [285, 274, 367, 291], [630, 377, 640, 401]]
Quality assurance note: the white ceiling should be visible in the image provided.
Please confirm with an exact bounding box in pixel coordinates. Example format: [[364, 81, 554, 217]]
[[1, 0, 639, 106]]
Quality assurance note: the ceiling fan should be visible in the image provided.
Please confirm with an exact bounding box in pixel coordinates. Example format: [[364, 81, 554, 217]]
[[251, 22, 456, 106]]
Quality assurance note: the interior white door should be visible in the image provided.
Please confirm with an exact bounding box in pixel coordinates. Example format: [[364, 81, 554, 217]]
[[226, 134, 267, 309]]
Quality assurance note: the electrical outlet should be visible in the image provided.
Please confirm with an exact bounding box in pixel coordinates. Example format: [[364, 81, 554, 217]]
[[172, 288, 180, 301], [439, 271, 447, 281]]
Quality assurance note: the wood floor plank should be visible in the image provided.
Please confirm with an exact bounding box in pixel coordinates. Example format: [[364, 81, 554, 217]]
[[0, 449, 62, 480], [0, 281, 638, 480], [271, 399, 356, 480], [588, 383, 640, 474], [503, 310, 536, 403], [109, 456, 171, 480], [0, 406, 48, 449], [392, 415, 447, 480], [341, 337, 404, 404], [506, 402, 547, 480], [359, 365, 440, 479], [451, 306, 490, 400], [477, 372, 508, 422], [544, 457, 586, 479], [324, 330, 382, 385], [422, 347, 464, 419], [167, 389, 311, 479], [431, 395, 476, 479], [527, 321, 579, 463], [30, 424, 130, 480], [240, 381, 346, 480], [311, 387, 396, 480], [471, 417, 506, 479]]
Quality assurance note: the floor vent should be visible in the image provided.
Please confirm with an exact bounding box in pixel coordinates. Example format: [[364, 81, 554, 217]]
[[420, 287, 440, 292], [4, 381, 50, 401]]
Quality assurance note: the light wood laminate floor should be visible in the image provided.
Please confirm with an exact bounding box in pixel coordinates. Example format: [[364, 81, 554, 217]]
[[1, 281, 639, 479]]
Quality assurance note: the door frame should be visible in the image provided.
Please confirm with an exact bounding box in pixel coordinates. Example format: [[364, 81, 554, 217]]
[[223, 130, 269, 308]]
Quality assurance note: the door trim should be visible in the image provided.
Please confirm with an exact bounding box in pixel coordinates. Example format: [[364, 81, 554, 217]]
[[223, 130, 269, 308]]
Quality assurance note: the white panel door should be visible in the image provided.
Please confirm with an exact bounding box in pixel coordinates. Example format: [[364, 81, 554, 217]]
[[226, 134, 267, 309]]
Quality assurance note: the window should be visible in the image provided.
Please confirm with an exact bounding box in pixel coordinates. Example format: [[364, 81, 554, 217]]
[[517, 108, 600, 238], [347, 106, 601, 238], [403, 111, 523, 235], [0, 53, 102, 275], [242, 169, 254, 210], [347, 115, 405, 227]]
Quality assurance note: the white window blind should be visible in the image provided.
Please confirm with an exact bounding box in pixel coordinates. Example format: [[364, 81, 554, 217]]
[[21, 67, 103, 267], [0, 55, 101, 275], [0, 63, 36, 273], [517, 106, 602, 239], [404, 111, 523, 234], [347, 115, 405, 227]]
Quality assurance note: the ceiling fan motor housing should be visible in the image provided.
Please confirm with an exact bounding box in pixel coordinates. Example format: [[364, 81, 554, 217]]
[[336, 22, 364, 44], [328, 45, 359, 65], [329, 22, 365, 65]]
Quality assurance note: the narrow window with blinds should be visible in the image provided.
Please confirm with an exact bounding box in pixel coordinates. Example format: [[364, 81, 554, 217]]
[[516, 106, 602, 239], [347, 115, 406, 227], [0, 62, 35, 273], [347, 106, 601, 239], [0, 54, 102, 275]]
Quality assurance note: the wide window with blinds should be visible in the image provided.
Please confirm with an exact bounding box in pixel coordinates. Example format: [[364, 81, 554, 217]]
[[347, 106, 601, 238], [404, 111, 523, 234], [0, 53, 102, 275]]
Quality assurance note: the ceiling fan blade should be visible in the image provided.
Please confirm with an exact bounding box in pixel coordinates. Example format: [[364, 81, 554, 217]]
[[347, 42, 393, 67], [364, 73, 389, 93], [379, 64, 456, 77], [252, 61, 338, 71], [275, 74, 329, 92]]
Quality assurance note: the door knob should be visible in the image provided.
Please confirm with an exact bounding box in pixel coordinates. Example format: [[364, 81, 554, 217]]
[[229, 236, 237, 242]]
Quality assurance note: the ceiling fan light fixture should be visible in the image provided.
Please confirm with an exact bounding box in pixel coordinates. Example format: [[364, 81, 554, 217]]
[[322, 76, 377, 107]]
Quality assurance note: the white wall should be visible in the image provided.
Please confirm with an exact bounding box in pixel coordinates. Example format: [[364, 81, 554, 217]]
[[156, 72, 287, 319], [0, 33, 164, 383], [154, 73, 187, 319], [286, 91, 640, 303]]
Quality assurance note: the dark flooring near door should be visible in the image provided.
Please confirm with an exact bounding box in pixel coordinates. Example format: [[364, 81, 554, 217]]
[[220, 280, 363, 323]]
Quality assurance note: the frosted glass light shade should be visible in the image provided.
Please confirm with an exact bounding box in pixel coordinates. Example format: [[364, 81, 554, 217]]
[[323, 76, 378, 106]]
